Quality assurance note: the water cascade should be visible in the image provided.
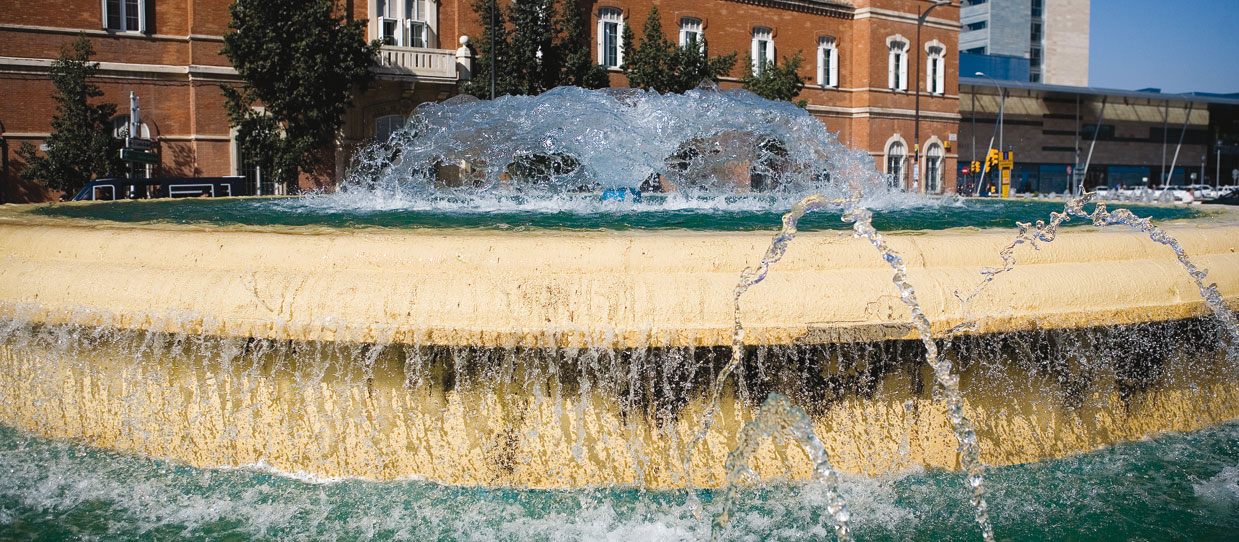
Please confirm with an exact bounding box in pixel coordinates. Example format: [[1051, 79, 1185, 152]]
[[1, 85, 1238, 539]]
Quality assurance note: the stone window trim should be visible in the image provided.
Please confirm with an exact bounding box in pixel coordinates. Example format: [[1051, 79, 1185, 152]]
[[679, 17, 704, 51], [922, 136, 945, 194], [102, 0, 146, 33], [886, 34, 909, 92], [751, 27, 775, 75], [597, 7, 625, 68], [372, 0, 435, 49], [925, 39, 946, 95], [884, 134, 908, 189], [816, 35, 838, 88]]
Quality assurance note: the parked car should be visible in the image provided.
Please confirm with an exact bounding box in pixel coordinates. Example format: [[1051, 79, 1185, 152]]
[[1205, 190, 1239, 206], [71, 177, 248, 201]]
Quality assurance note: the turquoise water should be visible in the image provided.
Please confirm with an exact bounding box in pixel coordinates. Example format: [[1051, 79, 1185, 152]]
[[1, 421, 1236, 541], [32, 197, 1202, 232]]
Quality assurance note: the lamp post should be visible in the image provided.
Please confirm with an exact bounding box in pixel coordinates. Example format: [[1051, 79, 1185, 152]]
[[489, 0, 496, 100], [973, 71, 1005, 196], [913, 0, 951, 193]]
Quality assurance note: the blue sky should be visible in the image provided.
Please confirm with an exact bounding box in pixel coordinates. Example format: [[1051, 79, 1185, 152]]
[[1089, 0, 1238, 93]]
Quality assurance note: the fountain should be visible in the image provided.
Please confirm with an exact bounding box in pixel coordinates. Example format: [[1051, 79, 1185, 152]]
[[1, 85, 1237, 540]]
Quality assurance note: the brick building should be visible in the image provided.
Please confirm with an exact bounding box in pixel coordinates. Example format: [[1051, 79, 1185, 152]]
[[1, 0, 960, 202]]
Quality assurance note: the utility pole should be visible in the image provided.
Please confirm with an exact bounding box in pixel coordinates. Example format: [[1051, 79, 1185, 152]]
[[913, 0, 950, 194], [489, 0, 496, 100]]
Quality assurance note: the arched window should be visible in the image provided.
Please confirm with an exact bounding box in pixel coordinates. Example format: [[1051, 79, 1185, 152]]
[[886, 140, 906, 189], [375, 114, 404, 141], [679, 17, 703, 51], [926, 41, 946, 95], [887, 36, 908, 91], [817, 36, 838, 88], [597, 8, 624, 68], [751, 27, 774, 75], [925, 143, 944, 194]]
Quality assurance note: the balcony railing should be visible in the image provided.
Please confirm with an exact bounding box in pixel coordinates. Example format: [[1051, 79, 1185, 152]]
[[375, 45, 457, 80]]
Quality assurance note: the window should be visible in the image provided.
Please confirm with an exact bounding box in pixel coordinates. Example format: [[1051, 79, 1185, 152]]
[[887, 37, 908, 91], [103, 0, 145, 33], [376, 115, 404, 141], [925, 143, 944, 193], [926, 43, 945, 95], [964, 47, 986, 55], [886, 140, 906, 188], [597, 8, 624, 68], [751, 27, 774, 75], [817, 37, 838, 88], [376, 0, 427, 47], [965, 21, 987, 31], [1031, 0, 1043, 17], [679, 17, 703, 50]]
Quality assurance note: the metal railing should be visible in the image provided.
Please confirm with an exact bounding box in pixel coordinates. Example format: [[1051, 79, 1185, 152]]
[[375, 45, 457, 79]]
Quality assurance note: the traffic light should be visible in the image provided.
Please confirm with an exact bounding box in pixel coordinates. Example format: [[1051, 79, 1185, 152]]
[[986, 149, 1001, 168], [971, 161, 981, 174]]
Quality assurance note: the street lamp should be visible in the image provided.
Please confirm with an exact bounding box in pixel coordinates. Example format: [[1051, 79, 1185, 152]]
[[913, 0, 951, 193], [973, 71, 1005, 196]]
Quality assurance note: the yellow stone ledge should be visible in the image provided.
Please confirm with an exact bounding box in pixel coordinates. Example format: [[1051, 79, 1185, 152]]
[[2, 341, 1236, 487], [1, 202, 1237, 348]]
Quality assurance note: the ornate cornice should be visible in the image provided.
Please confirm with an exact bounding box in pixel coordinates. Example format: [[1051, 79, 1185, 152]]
[[723, 0, 855, 20]]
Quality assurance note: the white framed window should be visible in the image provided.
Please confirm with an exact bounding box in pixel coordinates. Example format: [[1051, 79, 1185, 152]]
[[376, 115, 404, 141], [925, 142, 944, 194], [816, 36, 838, 88], [597, 8, 624, 68], [376, 0, 427, 47], [887, 36, 908, 91], [102, 0, 145, 33], [886, 140, 906, 189], [926, 41, 946, 95], [679, 17, 704, 50], [751, 27, 774, 75]]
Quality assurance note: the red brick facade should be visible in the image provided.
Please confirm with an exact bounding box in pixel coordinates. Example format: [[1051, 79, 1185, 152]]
[[1, 0, 959, 202]]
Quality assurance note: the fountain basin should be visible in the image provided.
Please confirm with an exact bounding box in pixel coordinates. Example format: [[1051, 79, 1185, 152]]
[[1, 202, 1237, 488], [2, 203, 1237, 347]]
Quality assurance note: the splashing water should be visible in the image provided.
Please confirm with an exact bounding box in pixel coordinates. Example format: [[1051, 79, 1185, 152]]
[[714, 393, 852, 542], [953, 192, 1238, 355], [688, 190, 996, 541], [320, 84, 929, 215]]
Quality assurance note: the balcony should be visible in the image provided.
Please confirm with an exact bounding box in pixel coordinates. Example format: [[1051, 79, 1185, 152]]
[[374, 45, 458, 82]]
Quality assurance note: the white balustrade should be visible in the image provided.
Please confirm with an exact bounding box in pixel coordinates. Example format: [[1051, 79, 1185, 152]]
[[375, 45, 457, 80]]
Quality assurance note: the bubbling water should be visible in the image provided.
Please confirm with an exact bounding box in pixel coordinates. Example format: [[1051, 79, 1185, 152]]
[[324, 84, 925, 214]]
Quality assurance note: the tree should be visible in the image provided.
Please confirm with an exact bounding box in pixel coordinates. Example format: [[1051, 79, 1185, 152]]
[[220, 0, 379, 188], [462, 0, 521, 98], [741, 52, 808, 106], [556, 0, 609, 89], [505, 0, 556, 95], [18, 36, 124, 195], [465, 0, 608, 98], [621, 6, 735, 94]]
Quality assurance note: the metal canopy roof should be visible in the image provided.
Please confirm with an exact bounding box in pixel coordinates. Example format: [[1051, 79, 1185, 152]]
[[960, 77, 1239, 107]]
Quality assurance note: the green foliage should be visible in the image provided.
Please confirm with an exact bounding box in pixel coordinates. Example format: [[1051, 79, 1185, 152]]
[[465, 0, 609, 98], [621, 6, 736, 94], [18, 36, 123, 195], [741, 52, 808, 107], [220, 0, 379, 187], [505, 0, 557, 95], [556, 0, 609, 89]]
